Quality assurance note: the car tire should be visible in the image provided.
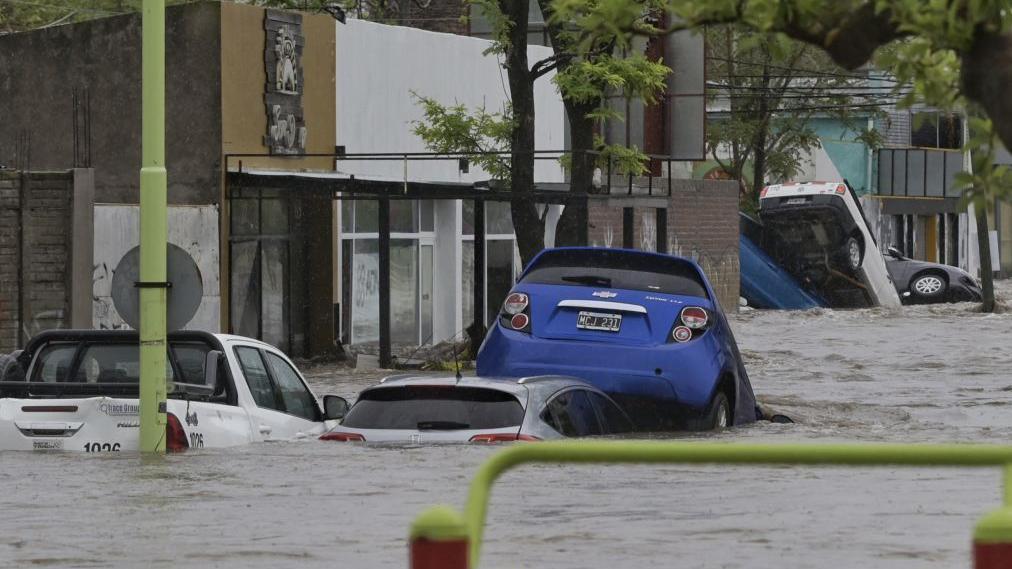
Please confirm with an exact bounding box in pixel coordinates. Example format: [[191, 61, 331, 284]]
[[910, 272, 947, 300], [703, 391, 731, 430], [844, 235, 863, 271]]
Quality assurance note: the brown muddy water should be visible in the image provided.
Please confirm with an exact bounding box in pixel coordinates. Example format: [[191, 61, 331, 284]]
[[3, 284, 1012, 568]]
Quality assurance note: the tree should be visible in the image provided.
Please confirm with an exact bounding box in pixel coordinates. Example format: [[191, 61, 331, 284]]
[[0, 1, 147, 34], [706, 25, 883, 209], [557, 0, 1012, 311], [412, 0, 668, 266]]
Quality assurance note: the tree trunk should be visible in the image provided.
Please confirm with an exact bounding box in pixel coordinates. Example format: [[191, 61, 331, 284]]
[[749, 60, 771, 207], [499, 0, 545, 267], [554, 99, 599, 247], [976, 203, 996, 312]]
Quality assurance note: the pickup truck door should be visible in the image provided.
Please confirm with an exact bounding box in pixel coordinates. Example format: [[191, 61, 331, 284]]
[[230, 344, 325, 441]]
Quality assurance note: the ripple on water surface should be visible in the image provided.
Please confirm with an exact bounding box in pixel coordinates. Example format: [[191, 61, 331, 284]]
[[3, 284, 1012, 568]]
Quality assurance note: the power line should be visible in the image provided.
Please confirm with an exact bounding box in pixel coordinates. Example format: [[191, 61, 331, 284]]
[[705, 55, 900, 83]]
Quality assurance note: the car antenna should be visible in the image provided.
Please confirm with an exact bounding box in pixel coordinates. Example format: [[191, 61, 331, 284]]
[[453, 331, 463, 382]]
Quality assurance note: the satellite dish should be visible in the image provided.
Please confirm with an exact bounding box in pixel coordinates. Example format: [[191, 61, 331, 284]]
[[111, 243, 203, 331]]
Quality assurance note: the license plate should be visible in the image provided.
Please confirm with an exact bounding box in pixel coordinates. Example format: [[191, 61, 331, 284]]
[[577, 311, 622, 332], [785, 197, 808, 205]]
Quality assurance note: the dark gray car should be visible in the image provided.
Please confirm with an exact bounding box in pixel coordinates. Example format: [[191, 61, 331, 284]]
[[319, 375, 635, 443], [885, 246, 982, 304]]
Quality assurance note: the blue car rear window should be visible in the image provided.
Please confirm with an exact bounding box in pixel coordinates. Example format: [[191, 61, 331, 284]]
[[520, 250, 709, 298]]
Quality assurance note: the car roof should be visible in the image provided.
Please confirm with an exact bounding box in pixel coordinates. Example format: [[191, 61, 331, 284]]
[[369, 374, 597, 398]]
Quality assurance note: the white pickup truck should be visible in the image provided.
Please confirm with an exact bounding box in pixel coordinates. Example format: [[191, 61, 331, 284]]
[[0, 330, 350, 451]]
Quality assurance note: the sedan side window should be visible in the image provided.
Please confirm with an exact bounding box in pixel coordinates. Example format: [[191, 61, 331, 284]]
[[588, 392, 634, 434], [235, 347, 282, 411], [263, 352, 319, 421], [543, 390, 602, 437]]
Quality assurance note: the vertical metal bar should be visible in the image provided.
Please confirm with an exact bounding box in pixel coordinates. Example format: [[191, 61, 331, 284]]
[[473, 198, 486, 344], [655, 207, 667, 253], [1004, 463, 1012, 506], [138, 0, 168, 453], [379, 195, 392, 368], [623, 207, 634, 249]]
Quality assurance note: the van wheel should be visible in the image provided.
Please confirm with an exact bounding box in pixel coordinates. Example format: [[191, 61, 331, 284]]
[[845, 235, 863, 270], [703, 392, 731, 430]]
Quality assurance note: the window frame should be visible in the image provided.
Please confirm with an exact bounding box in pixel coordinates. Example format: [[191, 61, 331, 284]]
[[541, 387, 605, 437], [232, 344, 321, 421]]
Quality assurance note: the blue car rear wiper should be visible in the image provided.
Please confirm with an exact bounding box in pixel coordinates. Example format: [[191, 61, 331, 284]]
[[561, 275, 612, 287]]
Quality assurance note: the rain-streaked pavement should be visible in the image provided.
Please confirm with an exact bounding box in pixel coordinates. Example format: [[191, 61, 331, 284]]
[[4, 285, 1012, 568]]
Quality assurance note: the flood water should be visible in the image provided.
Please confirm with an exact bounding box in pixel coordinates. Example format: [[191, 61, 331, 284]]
[[4, 285, 1012, 568]]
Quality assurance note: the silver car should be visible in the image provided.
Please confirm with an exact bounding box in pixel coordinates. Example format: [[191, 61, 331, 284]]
[[319, 375, 633, 443]]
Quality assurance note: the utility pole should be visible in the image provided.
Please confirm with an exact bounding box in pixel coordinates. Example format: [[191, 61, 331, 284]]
[[139, 0, 168, 453]]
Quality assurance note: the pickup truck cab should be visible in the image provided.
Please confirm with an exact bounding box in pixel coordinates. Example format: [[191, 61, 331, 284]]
[[0, 330, 349, 451]]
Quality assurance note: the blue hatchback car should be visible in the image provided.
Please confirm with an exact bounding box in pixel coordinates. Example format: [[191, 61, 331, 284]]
[[476, 247, 758, 431]]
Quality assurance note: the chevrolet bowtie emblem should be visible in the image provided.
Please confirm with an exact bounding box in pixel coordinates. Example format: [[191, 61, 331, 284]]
[[592, 291, 617, 298]]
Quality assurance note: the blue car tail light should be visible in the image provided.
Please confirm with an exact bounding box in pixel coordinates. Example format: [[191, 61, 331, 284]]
[[500, 292, 531, 333], [668, 306, 711, 343]]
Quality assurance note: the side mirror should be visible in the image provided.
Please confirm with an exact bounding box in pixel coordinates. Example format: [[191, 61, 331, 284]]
[[323, 395, 350, 420], [887, 246, 904, 259], [204, 350, 223, 392]]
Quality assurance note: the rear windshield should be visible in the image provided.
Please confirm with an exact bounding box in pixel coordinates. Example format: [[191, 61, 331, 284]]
[[520, 249, 709, 298], [30, 341, 212, 385], [341, 386, 524, 430]]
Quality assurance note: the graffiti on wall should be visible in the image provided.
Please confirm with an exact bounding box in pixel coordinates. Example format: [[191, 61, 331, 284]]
[[92, 205, 221, 331], [264, 10, 306, 154]]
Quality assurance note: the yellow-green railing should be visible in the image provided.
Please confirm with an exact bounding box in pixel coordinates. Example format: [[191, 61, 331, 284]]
[[409, 441, 1012, 569]]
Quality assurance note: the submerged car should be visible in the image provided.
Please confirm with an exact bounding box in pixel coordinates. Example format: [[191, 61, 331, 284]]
[[758, 182, 902, 309], [476, 247, 758, 431], [885, 246, 982, 303], [319, 375, 633, 442], [0, 330, 347, 451]]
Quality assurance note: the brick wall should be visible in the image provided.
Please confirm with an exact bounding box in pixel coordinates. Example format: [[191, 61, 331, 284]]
[[587, 179, 741, 309], [0, 173, 20, 350], [0, 170, 82, 352]]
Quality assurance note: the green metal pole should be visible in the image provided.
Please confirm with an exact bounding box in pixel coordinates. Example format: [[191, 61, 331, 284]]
[[139, 0, 167, 453], [455, 441, 1012, 568]]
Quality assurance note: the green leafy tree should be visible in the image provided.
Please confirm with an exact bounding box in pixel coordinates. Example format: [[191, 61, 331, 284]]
[[0, 1, 150, 34], [707, 25, 883, 210], [556, 0, 1012, 311], [413, 0, 668, 264]]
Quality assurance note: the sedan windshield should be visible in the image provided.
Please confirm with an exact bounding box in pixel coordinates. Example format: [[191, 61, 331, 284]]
[[521, 249, 709, 298], [341, 386, 524, 430]]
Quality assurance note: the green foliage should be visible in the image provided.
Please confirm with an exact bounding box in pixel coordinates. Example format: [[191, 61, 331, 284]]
[[469, 0, 512, 55], [957, 115, 1012, 214], [554, 52, 669, 105], [410, 93, 514, 182], [706, 26, 882, 201], [0, 0, 146, 34], [560, 0, 1012, 208]]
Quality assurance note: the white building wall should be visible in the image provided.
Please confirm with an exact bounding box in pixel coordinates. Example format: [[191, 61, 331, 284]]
[[335, 19, 566, 184]]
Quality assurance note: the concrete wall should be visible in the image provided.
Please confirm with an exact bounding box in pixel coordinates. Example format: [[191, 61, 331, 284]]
[[0, 170, 94, 352], [0, 3, 222, 205], [334, 19, 566, 183], [587, 180, 741, 309]]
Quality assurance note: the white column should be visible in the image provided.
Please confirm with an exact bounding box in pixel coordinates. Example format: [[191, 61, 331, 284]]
[[432, 199, 462, 344]]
